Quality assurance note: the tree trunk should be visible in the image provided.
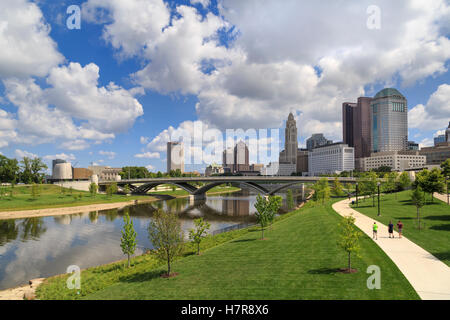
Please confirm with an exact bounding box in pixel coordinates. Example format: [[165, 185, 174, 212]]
[[167, 255, 171, 276], [348, 252, 351, 271], [417, 207, 421, 230], [261, 227, 264, 240], [127, 253, 130, 268], [372, 194, 375, 207], [197, 242, 200, 255]]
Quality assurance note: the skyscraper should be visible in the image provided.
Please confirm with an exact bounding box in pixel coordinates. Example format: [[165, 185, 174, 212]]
[[234, 140, 250, 172], [167, 142, 184, 173], [282, 112, 298, 165], [306, 133, 332, 151], [370, 88, 408, 153], [342, 97, 372, 159]]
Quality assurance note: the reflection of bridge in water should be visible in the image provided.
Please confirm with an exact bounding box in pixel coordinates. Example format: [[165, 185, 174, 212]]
[[99, 176, 357, 200]]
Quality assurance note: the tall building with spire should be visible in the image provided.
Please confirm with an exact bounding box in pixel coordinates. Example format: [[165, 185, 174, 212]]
[[278, 113, 308, 175]]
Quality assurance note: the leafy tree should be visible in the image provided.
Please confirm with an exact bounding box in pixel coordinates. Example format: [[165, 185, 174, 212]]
[[415, 168, 445, 202], [441, 159, 450, 178], [30, 158, 47, 183], [365, 171, 378, 207], [383, 172, 398, 194], [0, 155, 19, 183], [106, 183, 118, 197], [148, 210, 184, 277], [313, 178, 331, 204], [89, 183, 98, 197], [411, 186, 425, 230], [254, 195, 282, 239], [188, 218, 211, 255], [120, 210, 137, 268], [120, 166, 151, 179], [123, 184, 130, 195], [337, 215, 362, 272], [331, 177, 344, 196], [10, 182, 15, 199], [286, 189, 294, 210], [397, 172, 411, 191]]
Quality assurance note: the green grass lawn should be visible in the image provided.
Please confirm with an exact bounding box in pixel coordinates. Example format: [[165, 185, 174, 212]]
[[351, 191, 450, 267], [0, 185, 241, 212], [37, 199, 419, 300], [0, 185, 156, 212]]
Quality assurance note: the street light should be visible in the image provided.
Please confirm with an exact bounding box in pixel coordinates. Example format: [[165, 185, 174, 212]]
[[377, 181, 381, 216], [356, 182, 359, 207]]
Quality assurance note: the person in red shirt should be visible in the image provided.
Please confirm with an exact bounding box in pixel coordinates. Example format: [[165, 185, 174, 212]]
[[397, 220, 403, 239]]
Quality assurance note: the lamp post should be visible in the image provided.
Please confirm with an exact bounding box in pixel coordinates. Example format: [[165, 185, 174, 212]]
[[356, 182, 359, 207], [377, 181, 381, 216]]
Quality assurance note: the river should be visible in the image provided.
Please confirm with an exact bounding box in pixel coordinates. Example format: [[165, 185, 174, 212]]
[[0, 188, 304, 290]]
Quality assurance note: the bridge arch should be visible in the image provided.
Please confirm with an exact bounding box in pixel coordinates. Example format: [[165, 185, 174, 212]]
[[193, 181, 271, 196], [131, 182, 198, 195]]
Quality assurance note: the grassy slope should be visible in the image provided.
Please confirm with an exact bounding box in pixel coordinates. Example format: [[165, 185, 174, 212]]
[[0, 185, 240, 212], [38, 199, 418, 300], [352, 191, 450, 266]]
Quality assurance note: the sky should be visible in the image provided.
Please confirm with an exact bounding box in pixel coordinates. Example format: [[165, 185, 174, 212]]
[[0, 0, 449, 174]]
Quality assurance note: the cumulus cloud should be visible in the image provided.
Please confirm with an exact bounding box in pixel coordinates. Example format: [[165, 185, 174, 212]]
[[99, 150, 117, 159], [3, 62, 143, 149], [84, 0, 450, 143], [43, 153, 76, 161], [409, 84, 450, 131], [15, 149, 38, 159], [0, 108, 17, 148], [0, 0, 64, 78], [134, 152, 160, 159]]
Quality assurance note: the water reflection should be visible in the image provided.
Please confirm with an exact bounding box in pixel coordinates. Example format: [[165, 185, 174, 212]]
[[0, 189, 304, 290]]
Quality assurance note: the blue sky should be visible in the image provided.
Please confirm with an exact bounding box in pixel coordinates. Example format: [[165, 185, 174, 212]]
[[0, 0, 449, 173]]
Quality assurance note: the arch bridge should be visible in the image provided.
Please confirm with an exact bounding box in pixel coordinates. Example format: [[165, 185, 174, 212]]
[[98, 176, 358, 200]]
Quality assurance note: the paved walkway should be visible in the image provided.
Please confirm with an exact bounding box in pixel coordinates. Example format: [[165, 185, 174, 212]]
[[332, 199, 450, 300], [434, 192, 449, 204]]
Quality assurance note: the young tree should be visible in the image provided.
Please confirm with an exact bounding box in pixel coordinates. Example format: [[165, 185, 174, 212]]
[[337, 215, 362, 273], [364, 171, 378, 207], [441, 158, 450, 178], [123, 184, 130, 195], [313, 178, 331, 204], [10, 182, 15, 199], [254, 195, 282, 239], [415, 169, 445, 202], [148, 210, 184, 277], [188, 218, 211, 255], [411, 186, 425, 230], [89, 183, 98, 197], [332, 177, 344, 197], [31, 183, 39, 199], [397, 172, 411, 191], [286, 189, 294, 210], [120, 210, 137, 268]]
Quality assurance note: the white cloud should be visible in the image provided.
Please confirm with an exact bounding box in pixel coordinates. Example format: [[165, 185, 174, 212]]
[[43, 153, 76, 161], [3, 62, 143, 149], [0, 0, 64, 79], [15, 149, 38, 159], [139, 136, 149, 144], [0, 108, 18, 148], [99, 150, 116, 159], [409, 84, 450, 131], [134, 152, 160, 159], [145, 164, 155, 171]]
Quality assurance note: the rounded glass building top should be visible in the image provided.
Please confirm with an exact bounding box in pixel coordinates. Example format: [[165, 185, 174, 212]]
[[374, 88, 405, 99]]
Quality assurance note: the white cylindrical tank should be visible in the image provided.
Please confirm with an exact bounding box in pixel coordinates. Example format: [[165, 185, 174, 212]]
[[90, 174, 99, 184], [53, 163, 72, 180]]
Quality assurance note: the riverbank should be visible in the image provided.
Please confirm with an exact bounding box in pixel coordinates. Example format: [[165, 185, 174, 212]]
[[0, 186, 241, 220], [35, 196, 418, 300]]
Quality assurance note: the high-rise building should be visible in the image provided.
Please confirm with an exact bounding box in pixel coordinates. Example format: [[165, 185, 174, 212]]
[[167, 142, 184, 173], [234, 140, 250, 172], [306, 133, 332, 151], [308, 143, 354, 176], [280, 112, 298, 164], [342, 97, 372, 160], [434, 135, 446, 146], [222, 147, 234, 172], [407, 141, 419, 151], [370, 88, 408, 153]]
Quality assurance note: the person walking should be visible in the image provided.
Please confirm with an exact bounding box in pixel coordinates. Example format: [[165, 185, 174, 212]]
[[373, 222, 378, 240], [388, 221, 394, 238], [397, 220, 403, 239]]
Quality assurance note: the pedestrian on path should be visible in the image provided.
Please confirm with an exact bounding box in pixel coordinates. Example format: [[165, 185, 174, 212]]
[[388, 221, 394, 238], [373, 222, 378, 240], [397, 220, 403, 239]]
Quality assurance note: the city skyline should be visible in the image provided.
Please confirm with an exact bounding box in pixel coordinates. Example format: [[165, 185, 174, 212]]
[[0, 0, 449, 174]]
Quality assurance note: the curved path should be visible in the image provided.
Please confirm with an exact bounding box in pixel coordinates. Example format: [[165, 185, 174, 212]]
[[333, 198, 450, 300]]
